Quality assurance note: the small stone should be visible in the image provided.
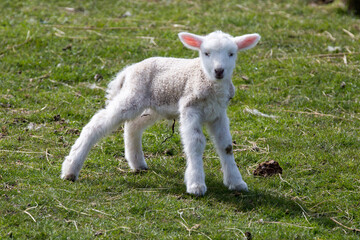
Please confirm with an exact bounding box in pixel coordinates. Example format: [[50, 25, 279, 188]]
[[121, 11, 132, 18]]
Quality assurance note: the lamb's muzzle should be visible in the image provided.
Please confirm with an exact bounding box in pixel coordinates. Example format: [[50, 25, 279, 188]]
[[214, 68, 224, 79]]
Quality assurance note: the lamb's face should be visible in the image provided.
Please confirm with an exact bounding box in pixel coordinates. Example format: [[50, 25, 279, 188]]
[[200, 36, 238, 81], [178, 31, 260, 81]]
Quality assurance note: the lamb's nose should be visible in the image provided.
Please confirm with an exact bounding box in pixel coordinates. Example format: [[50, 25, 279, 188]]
[[215, 68, 224, 75], [214, 68, 224, 79]]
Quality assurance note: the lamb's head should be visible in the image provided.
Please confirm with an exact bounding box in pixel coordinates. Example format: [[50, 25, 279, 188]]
[[179, 31, 260, 81]]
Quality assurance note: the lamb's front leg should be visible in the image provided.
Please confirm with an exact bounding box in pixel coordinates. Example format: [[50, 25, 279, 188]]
[[180, 110, 207, 196], [206, 112, 248, 192]]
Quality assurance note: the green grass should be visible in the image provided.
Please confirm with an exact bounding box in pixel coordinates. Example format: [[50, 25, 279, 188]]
[[1, 0, 360, 239]]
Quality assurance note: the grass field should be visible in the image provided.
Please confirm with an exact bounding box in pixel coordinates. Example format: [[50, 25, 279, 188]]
[[1, 0, 360, 239]]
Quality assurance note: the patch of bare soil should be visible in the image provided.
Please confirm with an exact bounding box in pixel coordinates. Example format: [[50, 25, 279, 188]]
[[253, 160, 283, 177]]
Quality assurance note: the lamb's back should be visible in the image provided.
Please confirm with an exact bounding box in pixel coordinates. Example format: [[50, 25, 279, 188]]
[[128, 57, 203, 106]]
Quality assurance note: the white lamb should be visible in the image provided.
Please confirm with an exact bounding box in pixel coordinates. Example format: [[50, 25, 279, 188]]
[[61, 30, 261, 196]]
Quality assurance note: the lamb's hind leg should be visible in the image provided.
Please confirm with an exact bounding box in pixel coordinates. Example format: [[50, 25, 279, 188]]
[[124, 109, 161, 171], [61, 94, 147, 181]]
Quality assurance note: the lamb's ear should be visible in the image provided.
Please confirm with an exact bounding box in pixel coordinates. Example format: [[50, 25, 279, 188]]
[[178, 32, 204, 51], [234, 34, 261, 51]]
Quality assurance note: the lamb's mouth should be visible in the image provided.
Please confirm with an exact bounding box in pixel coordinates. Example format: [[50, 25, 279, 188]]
[[215, 74, 224, 79]]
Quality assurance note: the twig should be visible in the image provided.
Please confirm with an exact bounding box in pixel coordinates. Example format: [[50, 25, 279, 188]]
[[65, 219, 78, 231], [55, 199, 90, 216], [244, 107, 278, 119], [330, 217, 360, 233], [55, 33, 88, 40], [0, 31, 31, 55], [258, 219, 314, 229], [0, 149, 45, 154], [294, 200, 310, 218], [179, 221, 201, 236], [276, 52, 360, 60], [280, 109, 358, 121], [342, 29, 355, 39], [91, 208, 112, 216], [23, 203, 38, 223], [177, 209, 189, 225], [278, 174, 294, 188], [150, 170, 165, 179], [45, 149, 52, 165], [198, 232, 213, 240], [24, 210, 36, 222], [45, 24, 183, 31], [86, 30, 119, 39], [46, 25, 141, 30], [48, 79, 89, 101], [48, 79, 74, 89], [233, 148, 248, 152], [236, 4, 252, 11], [29, 73, 50, 82], [310, 200, 327, 210], [161, 119, 176, 144], [324, 31, 336, 41], [312, 52, 358, 58]]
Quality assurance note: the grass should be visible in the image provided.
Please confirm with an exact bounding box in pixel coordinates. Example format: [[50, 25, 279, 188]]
[[1, 0, 360, 239]]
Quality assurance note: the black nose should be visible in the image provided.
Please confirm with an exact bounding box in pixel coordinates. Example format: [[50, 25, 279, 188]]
[[214, 68, 224, 78]]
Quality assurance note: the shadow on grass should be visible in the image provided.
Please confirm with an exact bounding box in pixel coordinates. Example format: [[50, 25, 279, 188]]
[[74, 160, 336, 232], [121, 165, 337, 230], [105, 165, 297, 209]]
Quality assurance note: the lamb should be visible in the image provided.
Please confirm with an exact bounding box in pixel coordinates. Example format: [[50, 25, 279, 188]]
[[61, 30, 261, 196]]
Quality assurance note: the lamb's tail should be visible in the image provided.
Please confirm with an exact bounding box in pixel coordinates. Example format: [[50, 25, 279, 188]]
[[105, 67, 127, 105]]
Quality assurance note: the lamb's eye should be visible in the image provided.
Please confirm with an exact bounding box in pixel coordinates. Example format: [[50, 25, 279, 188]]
[[204, 52, 210, 57], [229, 52, 234, 57]]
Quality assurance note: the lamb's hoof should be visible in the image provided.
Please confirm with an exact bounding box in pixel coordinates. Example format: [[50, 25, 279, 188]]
[[187, 184, 207, 196], [130, 161, 148, 172], [133, 166, 149, 173], [228, 181, 248, 192], [62, 174, 77, 182]]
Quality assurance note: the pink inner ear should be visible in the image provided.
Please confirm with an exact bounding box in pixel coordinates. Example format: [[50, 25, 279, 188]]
[[182, 35, 202, 48], [237, 36, 258, 49]]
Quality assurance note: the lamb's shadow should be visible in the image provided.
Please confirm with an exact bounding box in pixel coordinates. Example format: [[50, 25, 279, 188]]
[[77, 156, 335, 231], [122, 166, 296, 211], [118, 165, 335, 231]]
